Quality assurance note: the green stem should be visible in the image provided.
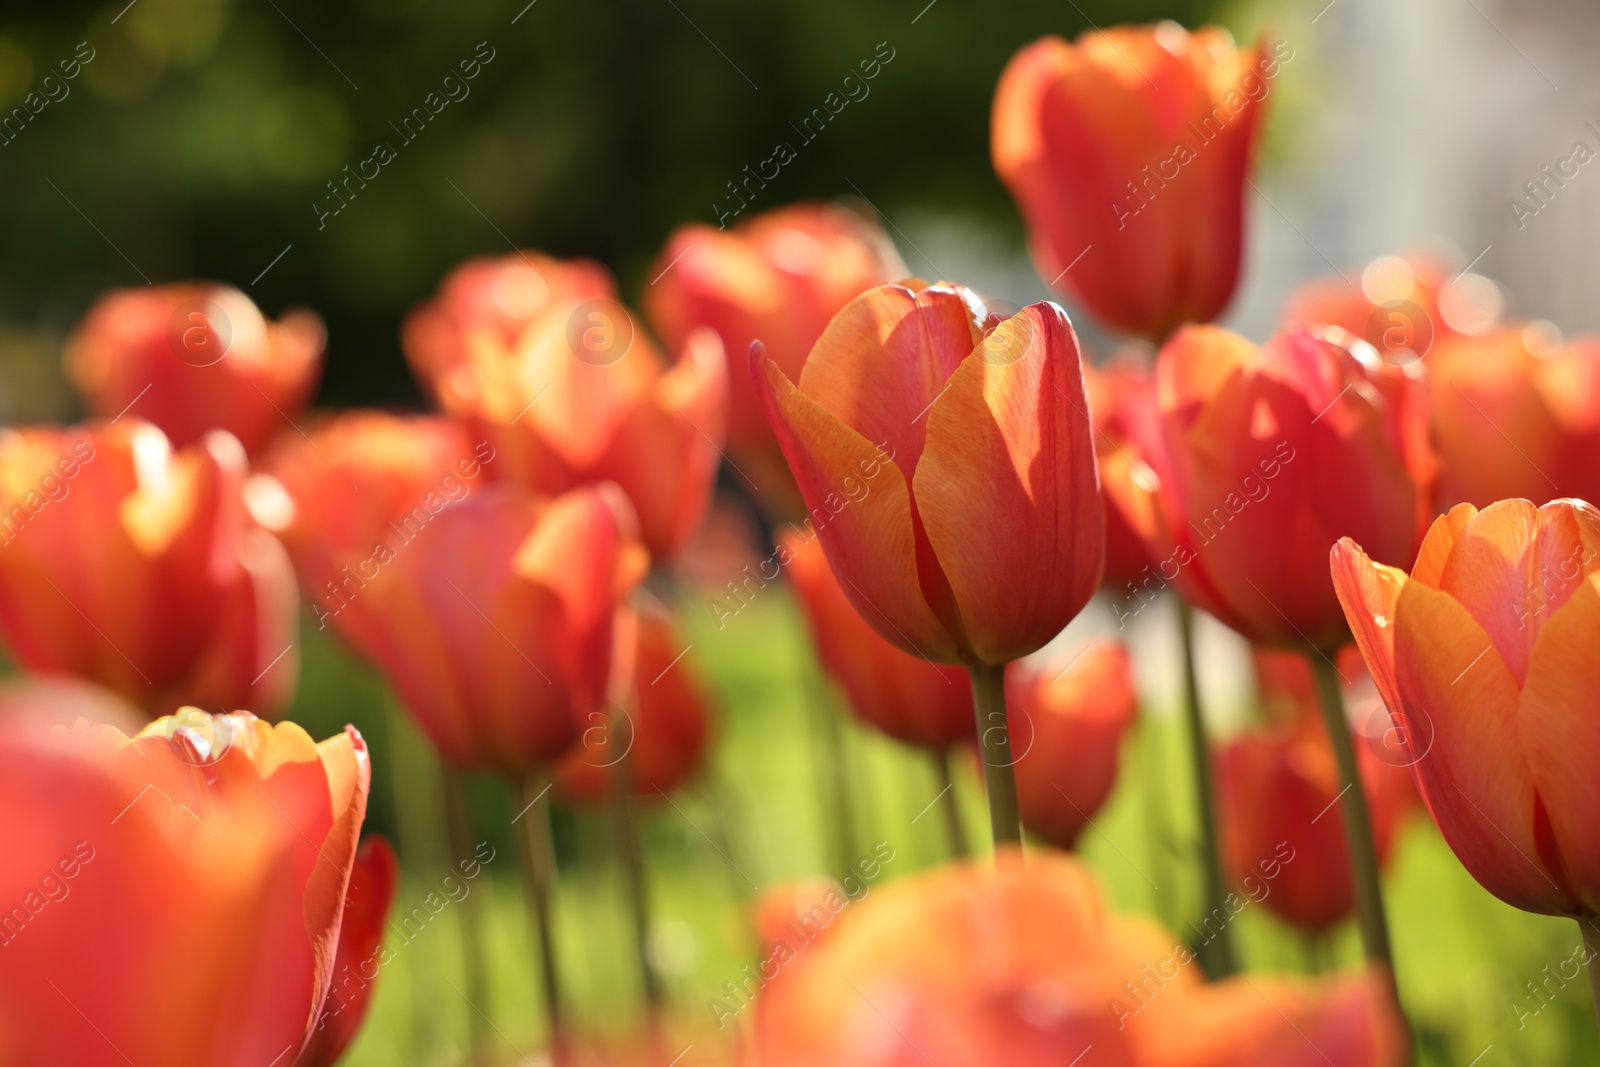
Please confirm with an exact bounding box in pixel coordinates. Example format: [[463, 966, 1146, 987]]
[[610, 751, 663, 1023], [512, 774, 564, 1050], [934, 747, 969, 859], [807, 668, 860, 880], [1307, 650, 1412, 1058], [967, 662, 1021, 850], [440, 765, 491, 1065], [1580, 919, 1600, 1044], [1177, 602, 1236, 978]]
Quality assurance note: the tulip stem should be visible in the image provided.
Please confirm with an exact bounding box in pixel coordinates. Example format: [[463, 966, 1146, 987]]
[[441, 765, 491, 1065], [1177, 601, 1237, 978], [512, 774, 564, 1049], [610, 751, 664, 1024], [1307, 650, 1413, 1056], [934, 747, 969, 859], [967, 663, 1022, 850], [1581, 919, 1600, 1042]]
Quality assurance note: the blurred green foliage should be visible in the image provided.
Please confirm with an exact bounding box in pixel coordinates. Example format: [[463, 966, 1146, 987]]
[[0, 0, 1220, 415]]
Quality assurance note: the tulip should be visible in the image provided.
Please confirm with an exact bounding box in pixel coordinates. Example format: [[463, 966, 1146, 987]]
[[555, 597, 714, 802], [782, 527, 972, 751], [1426, 326, 1600, 507], [406, 253, 728, 559], [248, 409, 494, 624], [402, 250, 615, 402], [753, 281, 1103, 846], [753, 851, 1407, 1067], [644, 202, 906, 517], [1083, 356, 1162, 594], [0, 708, 377, 1067], [992, 24, 1277, 340], [1332, 499, 1600, 999], [303, 836, 400, 1067], [65, 283, 325, 456], [1217, 649, 1416, 934], [1009, 641, 1138, 850], [0, 420, 299, 717]]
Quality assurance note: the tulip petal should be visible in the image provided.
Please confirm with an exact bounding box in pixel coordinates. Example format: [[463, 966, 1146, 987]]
[[1410, 502, 1478, 589], [302, 835, 398, 1067], [1517, 575, 1600, 912], [915, 303, 1103, 664], [1389, 576, 1571, 913], [755, 350, 962, 662]]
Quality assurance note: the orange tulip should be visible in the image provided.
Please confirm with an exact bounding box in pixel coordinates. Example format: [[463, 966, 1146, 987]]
[[0, 708, 376, 1067], [753, 281, 1103, 667], [783, 527, 972, 750], [753, 851, 1405, 1066], [0, 420, 298, 716], [406, 253, 727, 559], [324, 483, 647, 774], [1009, 641, 1138, 849], [65, 283, 324, 456], [992, 24, 1280, 341], [644, 202, 906, 516], [1216, 649, 1416, 932], [402, 250, 614, 403], [1426, 326, 1600, 508], [1333, 497, 1600, 918], [248, 409, 495, 627], [304, 836, 399, 1067], [1084, 356, 1162, 593], [555, 597, 714, 801], [1102, 325, 1435, 650]]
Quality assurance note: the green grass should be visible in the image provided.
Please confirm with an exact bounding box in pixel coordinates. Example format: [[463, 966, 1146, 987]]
[[282, 589, 1600, 1066]]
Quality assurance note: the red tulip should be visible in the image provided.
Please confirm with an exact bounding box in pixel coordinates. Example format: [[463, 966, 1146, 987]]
[[1216, 649, 1416, 932], [406, 253, 727, 559], [753, 281, 1102, 666], [753, 851, 1406, 1066], [1333, 497, 1600, 917], [644, 202, 905, 516], [248, 409, 494, 627], [555, 597, 714, 801], [326, 483, 647, 774], [0, 420, 298, 716], [1426, 326, 1600, 507], [993, 24, 1278, 340], [782, 527, 972, 749], [1084, 356, 1162, 593], [65, 283, 324, 456], [1101, 324, 1435, 650], [402, 251, 614, 402], [0, 708, 375, 1066], [304, 836, 400, 1067], [1009, 641, 1138, 849]]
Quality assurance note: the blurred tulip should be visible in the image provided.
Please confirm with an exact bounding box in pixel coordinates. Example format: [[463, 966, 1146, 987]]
[[1084, 356, 1162, 593], [328, 483, 647, 774], [247, 409, 494, 620], [782, 528, 972, 750], [992, 24, 1277, 341], [1426, 325, 1600, 507], [644, 202, 906, 517], [406, 253, 727, 559], [0, 708, 373, 1067], [0, 420, 298, 717], [1008, 642, 1138, 849], [753, 281, 1102, 667], [0, 673, 144, 734], [65, 283, 324, 456], [1102, 324, 1436, 651], [304, 836, 399, 1067], [402, 251, 614, 403], [1217, 649, 1416, 932], [753, 851, 1406, 1066], [556, 597, 714, 802], [1333, 497, 1600, 918]]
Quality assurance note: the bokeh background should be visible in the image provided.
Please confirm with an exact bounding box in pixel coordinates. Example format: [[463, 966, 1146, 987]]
[[5, 0, 1600, 1064]]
